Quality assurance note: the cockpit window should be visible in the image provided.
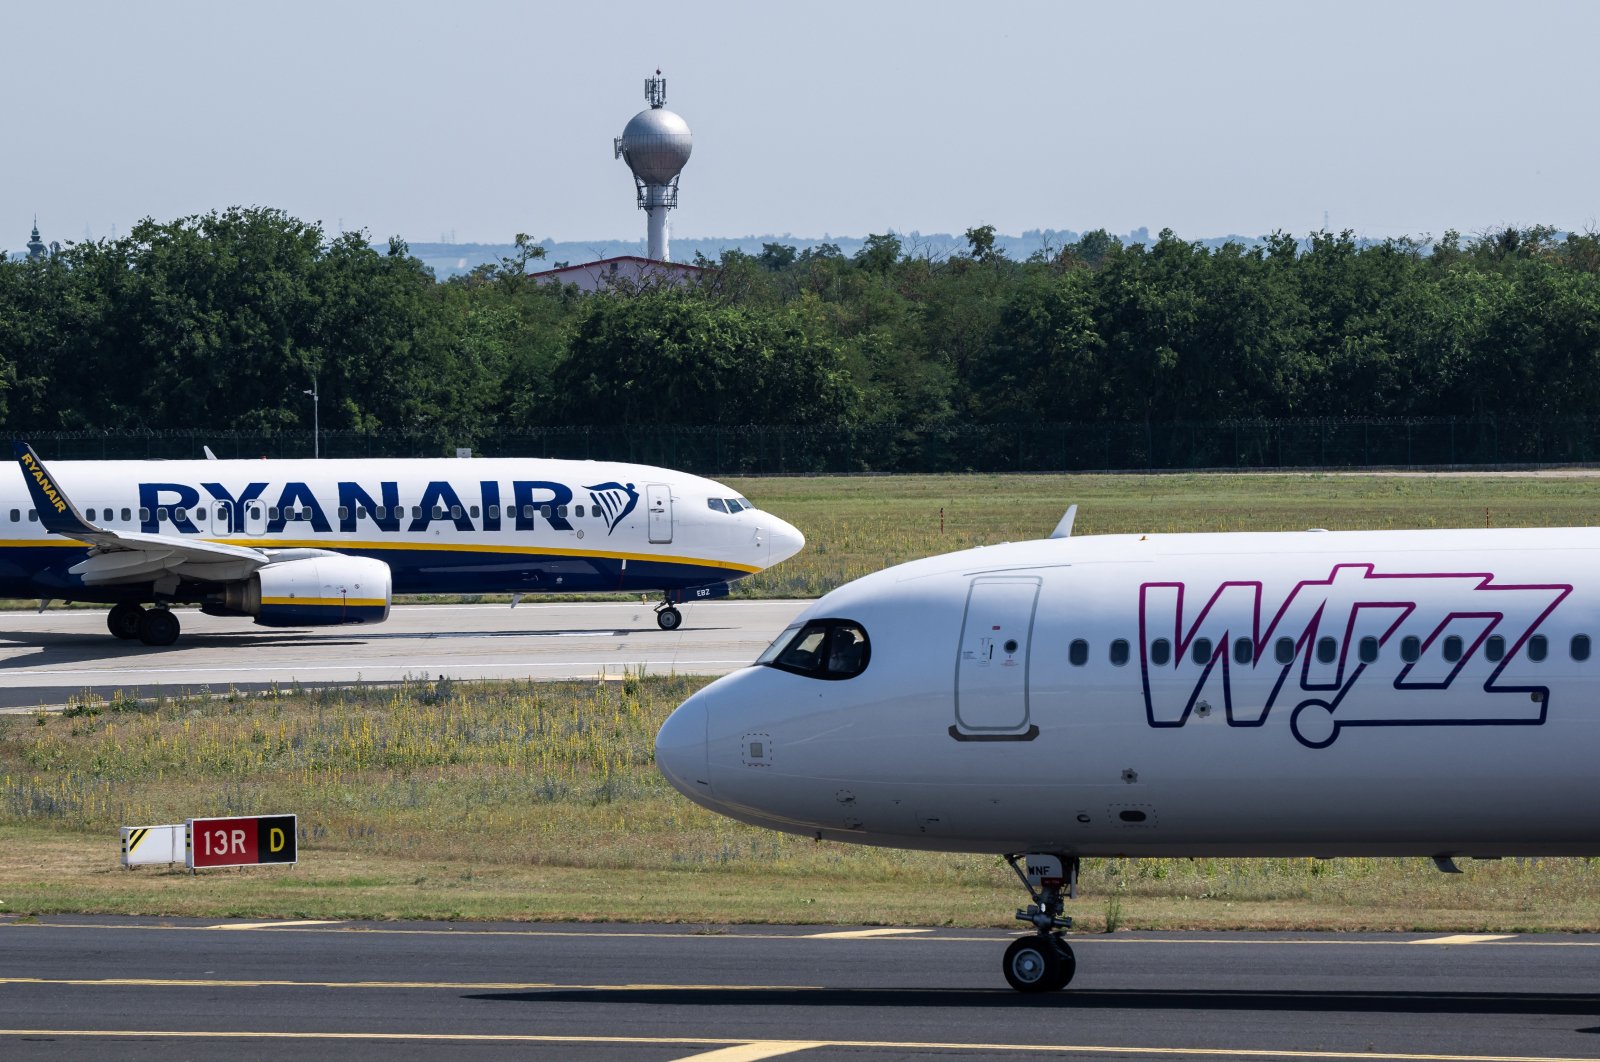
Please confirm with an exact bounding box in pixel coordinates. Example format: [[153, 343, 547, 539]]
[[725, 498, 744, 513], [707, 498, 728, 513], [759, 619, 871, 680], [737, 497, 754, 511]]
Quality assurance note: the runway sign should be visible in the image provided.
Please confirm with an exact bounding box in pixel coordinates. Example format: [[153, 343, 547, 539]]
[[120, 824, 182, 867], [186, 815, 298, 870]]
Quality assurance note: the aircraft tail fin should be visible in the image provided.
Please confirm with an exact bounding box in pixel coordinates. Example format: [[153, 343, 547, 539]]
[[12, 441, 101, 538]]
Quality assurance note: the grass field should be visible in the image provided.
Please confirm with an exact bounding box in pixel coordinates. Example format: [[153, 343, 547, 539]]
[[6, 471, 1600, 930]]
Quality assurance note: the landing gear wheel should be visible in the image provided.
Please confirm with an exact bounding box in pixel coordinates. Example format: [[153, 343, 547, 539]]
[[137, 608, 180, 647], [107, 602, 145, 640], [1003, 935, 1073, 992], [656, 606, 683, 631]]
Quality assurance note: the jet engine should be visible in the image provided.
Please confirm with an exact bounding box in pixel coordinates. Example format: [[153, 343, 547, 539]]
[[215, 555, 393, 628]]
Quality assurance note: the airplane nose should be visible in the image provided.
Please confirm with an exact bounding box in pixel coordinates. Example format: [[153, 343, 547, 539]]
[[655, 693, 710, 799], [767, 516, 806, 567]]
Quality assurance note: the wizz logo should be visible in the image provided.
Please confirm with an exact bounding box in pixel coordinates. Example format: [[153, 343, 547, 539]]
[[586, 482, 639, 535], [1138, 564, 1571, 749]]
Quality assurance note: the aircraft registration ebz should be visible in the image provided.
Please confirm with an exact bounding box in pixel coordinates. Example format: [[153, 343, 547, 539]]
[[656, 507, 1600, 991], [7, 441, 803, 645]]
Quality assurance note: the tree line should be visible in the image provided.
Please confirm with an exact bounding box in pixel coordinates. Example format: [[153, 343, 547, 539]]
[[3, 206, 1599, 467]]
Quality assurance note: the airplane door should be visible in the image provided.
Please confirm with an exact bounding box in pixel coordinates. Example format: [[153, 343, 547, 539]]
[[647, 483, 673, 544], [243, 499, 267, 536], [953, 577, 1041, 740]]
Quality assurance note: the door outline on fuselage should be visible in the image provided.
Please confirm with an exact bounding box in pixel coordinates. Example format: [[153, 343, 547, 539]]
[[212, 501, 233, 538], [243, 500, 267, 536], [951, 575, 1042, 742], [647, 483, 673, 544]]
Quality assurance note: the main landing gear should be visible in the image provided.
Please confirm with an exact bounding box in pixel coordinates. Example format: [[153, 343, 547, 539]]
[[106, 603, 181, 647], [654, 604, 683, 631], [1002, 853, 1078, 992]]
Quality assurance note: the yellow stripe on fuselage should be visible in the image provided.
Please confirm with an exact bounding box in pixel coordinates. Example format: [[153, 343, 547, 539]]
[[259, 597, 389, 608], [0, 537, 761, 575]]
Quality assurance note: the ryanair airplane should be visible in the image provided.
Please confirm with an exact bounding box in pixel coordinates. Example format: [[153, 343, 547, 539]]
[[7, 442, 804, 646]]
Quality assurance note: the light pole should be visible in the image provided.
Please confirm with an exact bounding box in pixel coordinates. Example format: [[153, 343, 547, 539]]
[[303, 377, 320, 458]]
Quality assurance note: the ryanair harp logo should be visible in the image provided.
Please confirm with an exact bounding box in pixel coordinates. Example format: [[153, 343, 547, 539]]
[[586, 482, 639, 535]]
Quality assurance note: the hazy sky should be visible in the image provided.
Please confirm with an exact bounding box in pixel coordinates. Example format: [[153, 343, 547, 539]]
[[6, 1, 1598, 249]]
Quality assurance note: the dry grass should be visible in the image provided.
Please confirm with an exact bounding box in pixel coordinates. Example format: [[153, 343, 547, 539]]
[[5, 674, 1600, 930]]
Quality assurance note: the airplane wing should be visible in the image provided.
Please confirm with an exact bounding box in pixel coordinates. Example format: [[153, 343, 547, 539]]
[[13, 441, 270, 584]]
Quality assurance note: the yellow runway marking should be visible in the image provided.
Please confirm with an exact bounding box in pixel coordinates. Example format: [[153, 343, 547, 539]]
[[206, 920, 344, 931], [803, 928, 932, 939], [670, 1044, 823, 1061], [7, 920, 1600, 948], [1410, 934, 1517, 945], [0, 1030, 1586, 1061]]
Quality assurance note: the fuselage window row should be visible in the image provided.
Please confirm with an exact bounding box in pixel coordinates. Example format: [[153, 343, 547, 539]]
[[1079, 632, 1586, 668]]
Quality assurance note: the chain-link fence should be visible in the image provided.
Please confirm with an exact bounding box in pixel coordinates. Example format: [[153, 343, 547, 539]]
[[12, 417, 1600, 473]]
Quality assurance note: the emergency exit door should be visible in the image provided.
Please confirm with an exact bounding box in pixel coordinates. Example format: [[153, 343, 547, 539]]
[[646, 483, 673, 544], [953, 577, 1041, 740]]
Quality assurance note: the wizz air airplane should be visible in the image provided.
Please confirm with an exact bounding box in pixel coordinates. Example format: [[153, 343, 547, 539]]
[[656, 507, 1600, 992], [7, 442, 803, 646]]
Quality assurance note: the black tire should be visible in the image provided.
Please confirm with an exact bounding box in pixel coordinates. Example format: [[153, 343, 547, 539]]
[[1051, 937, 1077, 989], [1003, 936, 1065, 993], [657, 607, 683, 631], [107, 602, 145, 640], [137, 608, 180, 647]]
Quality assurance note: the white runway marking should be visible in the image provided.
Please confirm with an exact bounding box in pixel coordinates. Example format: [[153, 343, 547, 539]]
[[1409, 934, 1516, 945], [207, 920, 345, 931], [803, 928, 933, 939]]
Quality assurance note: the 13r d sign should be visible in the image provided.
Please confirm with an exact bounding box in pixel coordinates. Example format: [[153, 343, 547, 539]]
[[187, 815, 298, 870]]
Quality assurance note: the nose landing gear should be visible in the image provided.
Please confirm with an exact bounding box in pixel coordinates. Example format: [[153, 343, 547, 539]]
[[1003, 853, 1078, 992]]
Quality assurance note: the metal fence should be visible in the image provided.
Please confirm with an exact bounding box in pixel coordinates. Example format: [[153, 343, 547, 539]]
[[12, 417, 1600, 473]]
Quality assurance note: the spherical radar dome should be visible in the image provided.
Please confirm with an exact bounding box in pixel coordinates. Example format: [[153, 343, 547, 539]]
[[619, 108, 693, 184]]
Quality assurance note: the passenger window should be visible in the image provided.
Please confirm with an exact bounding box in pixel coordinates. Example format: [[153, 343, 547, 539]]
[[540, 505, 552, 519], [340, 507, 351, 521], [557, 505, 568, 518], [1401, 635, 1420, 662], [708, 498, 728, 513], [573, 505, 583, 518], [1359, 636, 1378, 664], [471, 505, 480, 519], [1485, 635, 1505, 662], [1443, 635, 1463, 662], [1573, 634, 1591, 662], [28, 510, 37, 522], [1192, 637, 1213, 665], [1110, 639, 1130, 666], [1150, 639, 1171, 666], [432, 506, 444, 520], [1317, 637, 1336, 664], [86, 508, 96, 521], [523, 504, 535, 519], [1068, 639, 1088, 666], [122, 508, 132, 522], [139, 508, 150, 522], [1275, 637, 1295, 664], [8, 509, 17, 522], [411, 506, 421, 519], [1233, 637, 1252, 665], [174, 507, 187, 523], [1528, 635, 1549, 662], [488, 504, 499, 519], [450, 505, 462, 519], [760, 619, 870, 680]]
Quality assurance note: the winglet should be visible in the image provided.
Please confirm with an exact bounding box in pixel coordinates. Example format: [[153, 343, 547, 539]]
[[1049, 504, 1078, 540], [13, 441, 100, 538]]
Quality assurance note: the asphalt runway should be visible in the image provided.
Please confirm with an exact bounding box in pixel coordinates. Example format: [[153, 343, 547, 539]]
[[0, 600, 809, 709], [3, 917, 1599, 1060]]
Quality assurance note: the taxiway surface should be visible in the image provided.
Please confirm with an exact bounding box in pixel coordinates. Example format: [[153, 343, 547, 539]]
[[3, 916, 1598, 1060], [0, 600, 809, 709]]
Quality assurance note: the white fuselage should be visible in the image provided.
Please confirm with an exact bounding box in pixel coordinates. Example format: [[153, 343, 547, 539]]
[[657, 528, 1600, 858], [1, 455, 802, 602]]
